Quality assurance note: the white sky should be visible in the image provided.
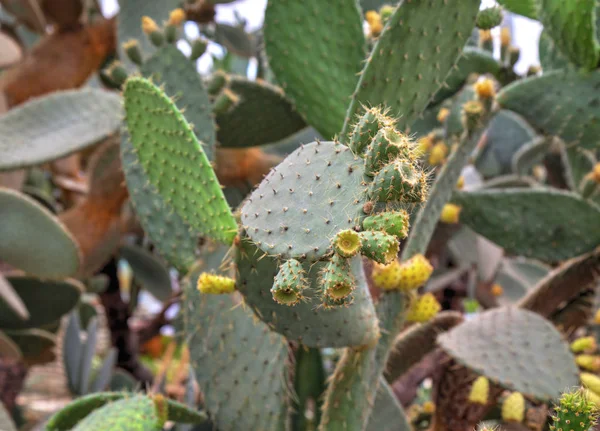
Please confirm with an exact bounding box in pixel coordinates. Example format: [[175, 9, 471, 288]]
[[101, 0, 542, 75]]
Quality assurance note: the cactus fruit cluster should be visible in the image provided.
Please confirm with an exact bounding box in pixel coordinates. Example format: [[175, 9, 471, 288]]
[[3, 0, 600, 430]]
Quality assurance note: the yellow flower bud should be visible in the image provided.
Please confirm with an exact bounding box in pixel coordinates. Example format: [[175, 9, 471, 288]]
[[141, 16, 160, 35], [502, 392, 525, 423], [468, 376, 489, 405], [168, 8, 186, 26], [572, 336, 597, 353], [474, 78, 496, 99], [440, 203, 461, 224], [406, 293, 441, 323], [577, 355, 600, 372], [197, 273, 236, 294], [365, 11, 383, 37], [429, 142, 448, 166]]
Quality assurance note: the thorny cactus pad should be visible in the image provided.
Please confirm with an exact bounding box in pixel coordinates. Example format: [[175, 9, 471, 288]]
[[550, 389, 599, 431]]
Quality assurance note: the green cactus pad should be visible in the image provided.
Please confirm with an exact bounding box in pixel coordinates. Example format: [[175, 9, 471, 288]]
[[0, 89, 121, 171], [140, 45, 216, 160], [475, 110, 537, 178], [183, 269, 289, 431], [117, 0, 179, 68], [0, 277, 83, 330], [70, 395, 163, 430], [216, 76, 307, 148], [271, 259, 308, 306], [368, 159, 428, 203], [452, 188, 600, 261], [123, 77, 237, 244], [321, 254, 355, 301], [5, 329, 55, 361], [430, 47, 500, 105], [362, 210, 410, 240], [241, 141, 368, 261], [444, 84, 476, 137], [497, 70, 600, 151], [438, 307, 579, 401], [264, 0, 365, 138], [512, 137, 553, 176], [342, 0, 480, 135], [364, 127, 414, 177], [0, 188, 80, 277], [236, 236, 380, 348], [494, 258, 550, 304], [561, 146, 596, 192], [119, 244, 172, 302], [538, 29, 572, 72], [358, 230, 399, 265], [538, 0, 599, 70], [121, 134, 198, 273], [366, 379, 411, 431], [550, 389, 599, 431], [496, 0, 537, 19]]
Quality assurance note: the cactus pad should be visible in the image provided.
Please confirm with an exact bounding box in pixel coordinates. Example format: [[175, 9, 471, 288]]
[[342, 0, 480, 135], [140, 45, 216, 160], [241, 141, 368, 261], [496, 0, 537, 19], [235, 236, 380, 348], [183, 269, 289, 431], [452, 188, 600, 261], [497, 70, 600, 150], [122, 77, 237, 244], [264, 0, 365, 138], [71, 395, 164, 430], [0, 188, 80, 277], [538, 0, 599, 70], [0, 89, 121, 171], [0, 277, 82, 330], [550, 389, 599, 431], [438, 307, 579, 401], [216, 76, 306, 148]]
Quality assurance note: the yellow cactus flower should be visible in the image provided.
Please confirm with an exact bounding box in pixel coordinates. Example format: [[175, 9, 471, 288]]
[[372, 261, 402, 290], [577, 355, 600, 372], [437, 107, 450, 123], [365, 11, 383, 37], [440, 203, 461, 224], [571, 336, 597, 353], [581, 372, 600, 396], [502, 392, 525, 423], [500, 27, 511, 47], [491, 284, 504, 297], [197, 273, 236, 294], [474, 78, 496, 99], [406, 293, 441, 323], [429, 142, 448, 166], [422, 401, 435, 414], [395, 254, 434, 292], [168, 8, 186, 26], [141, 16, 160, 35], [468, 376, 489, 405]]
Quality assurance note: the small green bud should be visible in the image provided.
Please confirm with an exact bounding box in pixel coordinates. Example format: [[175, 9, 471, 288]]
[[190, 38, 208, 61], [122, 39, 143, 65], [476, 7, 503, 30]]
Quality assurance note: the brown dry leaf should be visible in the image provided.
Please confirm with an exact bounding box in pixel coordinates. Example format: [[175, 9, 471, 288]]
[[215, 147, 281, 188], [0, 17, 115, 107]]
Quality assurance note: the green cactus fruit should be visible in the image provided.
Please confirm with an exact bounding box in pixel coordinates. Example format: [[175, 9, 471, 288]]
[[539, 0, 599, 70], [241, 141, 368, 262], [122, 39, 143, 65], [358, 230, 399, 265], [105, 61, 129, 87], [321, 254, 355, 301], [216, 76, 306, 149], [550, 389, 599, 431], [190, 38, 208, 61], [206, 71, 228, 96], [140, 44, 216, 161], [342, 0, 480, 136], [213, 88, 239, 115], [0, 277, 83, 330], [362, 210, 410, 240], [236, 235, 380, 348], [438, 307, 579, 401], [368, 159, 428, 203], [364, 127, 416, 176], [0, 89, 121, 171], [347, 106, 395, 155], [271, 259, 308, 306], [264, 0, 365, 138], [332, 229, 362, 258], [0, 188, 81, 277], [476, 7, 503, 30], [122, 77, 237, 245], [497, 70, 600, 150]]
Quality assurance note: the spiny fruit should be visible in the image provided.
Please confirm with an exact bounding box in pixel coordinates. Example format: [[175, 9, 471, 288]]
[[462, 100, 484, 131], [571, 336, 597, 353], [348, 106, 396, 154], [550, 388, 598, 431], [502, 392, 525, 423], [406, 293, 441, 323], [197, 273, 236, 294], [362, 210, 410, 240], [476, 6, 503, 30], [333, 229, 362, 258], [371, 261, 402, 290], [428, 142, 448, 166], [271, 259, 308, 306], [369, 159, 429, 203], [576, 355, 600, 372], [358, 230, 399, 265], [440, 203, 461, 224], [364, 127, 416, 176], [468, 376, 490, 405], [395, 254, 434, 292], [321, 254, 355, 301]]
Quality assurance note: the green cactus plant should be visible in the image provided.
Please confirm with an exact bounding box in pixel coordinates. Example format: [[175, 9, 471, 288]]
[[549, 389, 599, 431]]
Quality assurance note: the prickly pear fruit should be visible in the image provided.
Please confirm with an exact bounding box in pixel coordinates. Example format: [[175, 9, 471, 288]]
[[332, 229, 362, 258], [396, 254, 434, 292], [468, 376, 490, 405], [571, 336, 596, 353], [550, 388, 598, 431], [197, 273, 236, 295], [369, 159, 428, 203], [348, 106, 395, 155], [440, 203, 461, 224], [502, 392, 525, 423], [358, 230, 399, 265], [364, 127, 415, 176], [321, 254, 355, 301], [362, 210, 410, 240], [271, 259, 308, 306], [406, 293, 440, 323]]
